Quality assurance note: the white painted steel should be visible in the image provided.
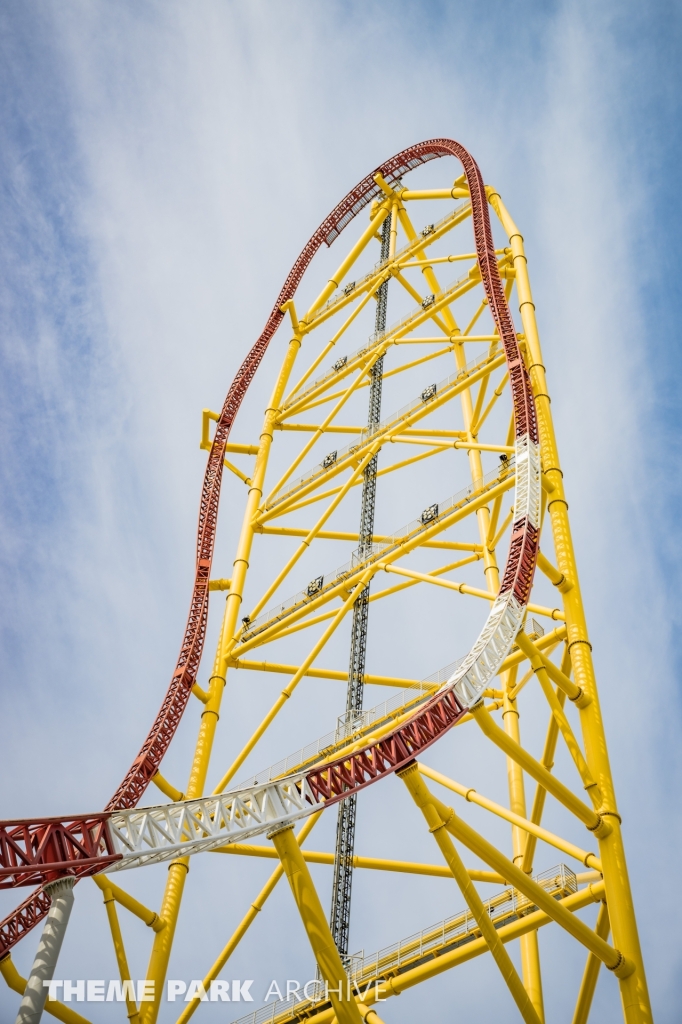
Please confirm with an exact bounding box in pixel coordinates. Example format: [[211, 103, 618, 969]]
[[103, 429, 541, 873], [105, 777, 320, 872]]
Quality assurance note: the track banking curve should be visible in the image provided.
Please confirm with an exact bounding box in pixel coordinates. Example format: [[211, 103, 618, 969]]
[[0, 140, 539, 957]]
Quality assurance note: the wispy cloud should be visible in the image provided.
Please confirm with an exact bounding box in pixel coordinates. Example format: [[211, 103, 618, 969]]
[[1, 1, 680, 1019]]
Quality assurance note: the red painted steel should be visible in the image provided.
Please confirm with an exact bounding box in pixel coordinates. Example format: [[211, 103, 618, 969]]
[[306, 690, 466, 804], [0, 140, 538, 952], [0, 815, 119, 889]]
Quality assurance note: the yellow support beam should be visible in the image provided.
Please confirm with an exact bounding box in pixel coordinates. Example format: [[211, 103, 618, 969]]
[[229, 657, 425, 690], [489, 187, 651, 1022], [423, 786, 631, 976], [248, 445, 378, 621], [257, 523, 480, 552], [175, 813, 321, 1024], [100, 885, 140, 1022], [499, 679, 545, 1022], [521, 657, 569, 874], [572, 901, 611, 1024], [288, 881, 607, 1024], [269, 823, 363, 1024], [418, 764, 601, 872], [398, 763, 542, 1024], [142, 323, 305, 1024], [214, 568, 374, 792], [92, 875, 165, 931], [208, 577, 231, 591], [151, 770, 184, 802], [379, 562, 564, 621], [471, 703, 607, 834], [211, 843, 505, 882]]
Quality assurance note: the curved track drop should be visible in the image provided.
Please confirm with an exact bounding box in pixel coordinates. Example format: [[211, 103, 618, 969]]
[[0, 142, 651, 1024]]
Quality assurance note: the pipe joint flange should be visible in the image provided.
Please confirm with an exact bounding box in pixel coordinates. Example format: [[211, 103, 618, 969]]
[[395, 759, 418, 779], [428, 807, 455, 833], [547, 497, 569, 512], [587, 815, 612, 840], [569, 687, 592, 709], [568, 638, 593, 653], [265, 822, 295, 840], [168, 858, 190, 874], [608, 951, 636, 980], [43, 876, 76, 899]]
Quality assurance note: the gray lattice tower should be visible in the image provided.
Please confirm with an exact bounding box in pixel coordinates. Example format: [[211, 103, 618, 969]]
[[329, 213, 391, 959]]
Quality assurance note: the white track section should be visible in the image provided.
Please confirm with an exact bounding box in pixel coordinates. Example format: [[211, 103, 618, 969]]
[[102, 433, 540, 873], [105, 775, 319, 872], [449, 432, 540, 707]]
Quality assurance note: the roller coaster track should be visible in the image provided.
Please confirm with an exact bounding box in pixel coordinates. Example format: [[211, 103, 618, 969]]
[[0, 140, 540, 962], [0, 139, 651, 1024]]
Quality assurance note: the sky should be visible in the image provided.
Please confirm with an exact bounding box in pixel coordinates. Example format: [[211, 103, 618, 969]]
[[1, 1, 681, 1022]]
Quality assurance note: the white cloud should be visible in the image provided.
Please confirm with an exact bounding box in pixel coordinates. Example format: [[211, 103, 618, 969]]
[[1, 1, 679, 1020]]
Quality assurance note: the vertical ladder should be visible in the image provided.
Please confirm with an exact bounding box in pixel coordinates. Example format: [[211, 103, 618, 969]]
[[329, 213, 391, 960]]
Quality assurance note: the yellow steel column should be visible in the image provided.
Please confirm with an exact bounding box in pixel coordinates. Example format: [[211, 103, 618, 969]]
[[142, 329, 303, 1023], [572, 901, 611, 1024], [398, 763, 541, 1024], [101, 886, 140, 1023], [503, 685, 545, 1022], [268, 824, 363, 1024], [487, 188, 652, 1024]]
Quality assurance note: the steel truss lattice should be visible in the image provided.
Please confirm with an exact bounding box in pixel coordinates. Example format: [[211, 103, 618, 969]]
[[0, 141, 651, 1024]]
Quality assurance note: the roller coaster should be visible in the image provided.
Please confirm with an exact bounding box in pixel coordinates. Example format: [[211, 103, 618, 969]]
[[0, 140, 651, 1024]]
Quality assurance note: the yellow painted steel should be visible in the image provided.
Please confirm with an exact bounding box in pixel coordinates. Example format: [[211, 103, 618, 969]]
[[489, 187, 651, 1024], [379, 562, 564, 620], [101, 885, 140, 1022], [572, 900, 611, 1024], [418, 764, 602, 872], [141, 328, 304, 1024], [92, 875, 165, 932], [61, 168, 648, 1024], [471, 703, 606, 833], [269, 824, 363, 1024], [175, 813, 321, 1024], [229, 657, 424, 689], [0, 954, 93, 1024], [500, 682, 545, 1022], [211, 842, 505, 882], [215, 566, 374, 792], [399, 763, 542, 1024], [422, 787, 631, 976], [272, 881, 608, 1024], [521, 651, 572, 874], [150, 770, 184, 802]]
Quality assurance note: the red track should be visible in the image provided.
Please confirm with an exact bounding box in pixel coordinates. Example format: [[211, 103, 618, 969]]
[[0, 140, 538, 955]]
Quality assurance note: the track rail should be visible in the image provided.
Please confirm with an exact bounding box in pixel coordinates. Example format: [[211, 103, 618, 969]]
[[0, 140, 538, 955]]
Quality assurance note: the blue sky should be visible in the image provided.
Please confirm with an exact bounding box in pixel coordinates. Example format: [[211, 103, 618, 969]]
[[1, 2, 681, 1022]]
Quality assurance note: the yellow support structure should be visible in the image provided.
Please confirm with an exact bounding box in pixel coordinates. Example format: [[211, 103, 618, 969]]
[[141, 325, 304, 1024], [489, 187, 651, 1023], [176, 813, 321, 1024], [269, 824, 363, 1024], [12, 154, 647, 1024], [398, 763, 541, 1024], [572, 901, 611, 1024], [100, 885, 140, 1023], [92, 875, 165, 931], [211, 842, 505, 881]]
